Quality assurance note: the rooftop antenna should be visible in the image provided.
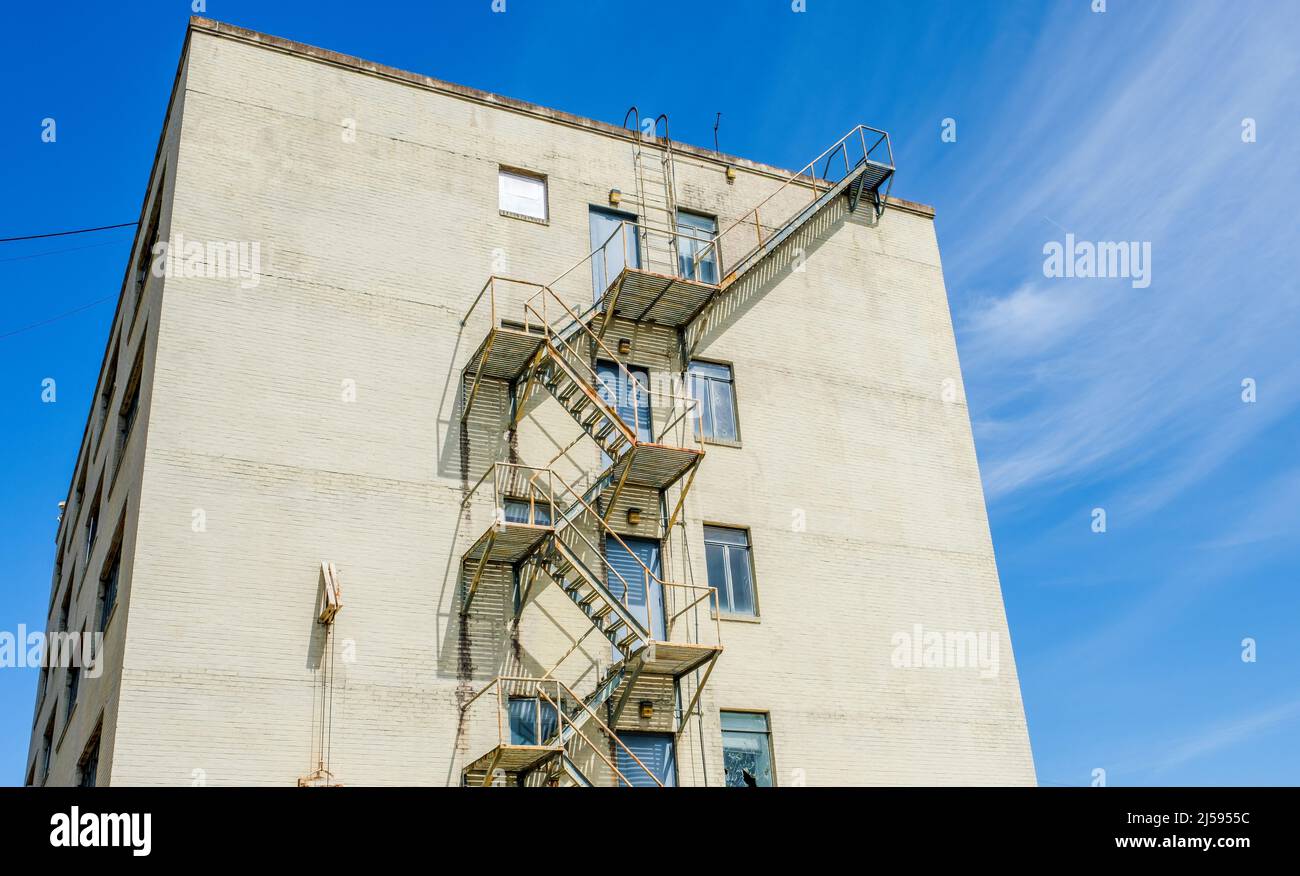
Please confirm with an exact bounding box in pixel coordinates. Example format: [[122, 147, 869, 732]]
[[713, 112, 721, 152]]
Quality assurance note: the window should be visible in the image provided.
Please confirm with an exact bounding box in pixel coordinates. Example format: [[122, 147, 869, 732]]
[[95, 345, 119, 456], [65, 664, 81, 712], [676, 210, 718, 283], [116, 352, 143, 480], [498, 168, 547, 222], [704, 525, 756, 616], [508, 697, 558, 745], [616, 732, 676, 787], [590, 206, 639, 299], [502, 497, 552, 527], [83, 485, 101, 565], [58, 584, 72, 633], [99, 550, 120, 630], [41, 716, 55, 784], [74, 467, 86, 518], [721, 711, 775, 787], [50, 554, 64, 616], [132, 186, 163, 327], [689, 361, 739, 443], [78, 725, 102, 788]]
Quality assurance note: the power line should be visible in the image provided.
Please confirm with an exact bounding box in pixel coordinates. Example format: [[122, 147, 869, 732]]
[[0, 239, 126, 264], [0, 222, 137, 243], [0, 295, 116, 342]]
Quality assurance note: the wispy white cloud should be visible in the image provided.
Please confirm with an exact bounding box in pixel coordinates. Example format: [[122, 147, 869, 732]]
[[948, 1, 1300, 512], [1129, 697, 1300, 779]]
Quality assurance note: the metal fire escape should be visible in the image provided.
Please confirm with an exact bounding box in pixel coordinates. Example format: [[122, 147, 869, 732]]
[[456, 123, 893, 786]]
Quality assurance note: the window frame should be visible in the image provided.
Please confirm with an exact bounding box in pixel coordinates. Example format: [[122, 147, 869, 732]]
[[502, 496, 553, 527], [702, 523, 759, 619], [675, 209, 719, 284], [113, 348, 145, 488], [719, 709, 777, 787], [99, 545, 121, 632], [78, 722, 102, 788], [41, 714, 55, 784], [57, 580, 73, 633], [94, 341, 120, 459], [688, 358, 741, 446], [130, 165, 165, 335], [507, 696, 558, 746], [65, 662, 81, 722], [497, 166, 549, 224]]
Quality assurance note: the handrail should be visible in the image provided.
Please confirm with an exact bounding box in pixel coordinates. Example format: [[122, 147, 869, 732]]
[[538, 683, 663, 787], [536, 338, 638, 447], [522, 280, 701, 446], [460, 274, 555, 329], [691, 124, 894, 281], [548, 536, 651, 644], [460, 461, 657, 647], [461, 675, 664, 787], [543, 215, 718, 303], [462, 126, 893, 353], [546, 468, 668, 589], [459, 461, 555, 526], [544, 467, 714, 647], [462, 445, 714, 650]]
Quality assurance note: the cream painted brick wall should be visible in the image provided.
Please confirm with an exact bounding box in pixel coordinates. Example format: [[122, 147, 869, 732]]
[[34, 22, 1034, 787]]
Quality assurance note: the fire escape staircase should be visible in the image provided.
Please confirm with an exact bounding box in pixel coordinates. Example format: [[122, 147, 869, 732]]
[[456, 122, 894, 787], [457, 462, 721, 786]]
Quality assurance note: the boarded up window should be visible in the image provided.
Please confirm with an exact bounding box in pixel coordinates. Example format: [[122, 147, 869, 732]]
[[499, 169, 547, 221]]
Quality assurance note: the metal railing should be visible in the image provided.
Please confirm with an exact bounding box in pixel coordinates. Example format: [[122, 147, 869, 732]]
[[459, 675, 663, 786], [461, 125, 893, 345], [461, 462, 721, 656], [461, 461, 556, 528], [692, 124, 893, 284], [522, 281, 702, 450]]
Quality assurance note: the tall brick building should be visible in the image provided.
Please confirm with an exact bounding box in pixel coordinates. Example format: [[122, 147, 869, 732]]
[[28, 17, 1035, 787]]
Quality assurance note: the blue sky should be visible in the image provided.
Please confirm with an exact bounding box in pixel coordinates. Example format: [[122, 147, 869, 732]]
[[2, 1, 1297, 785]]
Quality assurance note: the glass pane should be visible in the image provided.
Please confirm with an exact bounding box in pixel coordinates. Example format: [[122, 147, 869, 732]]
[[705, 542, 729, 612], [691, 375, 714, 439], [590, 209, 638, 302], [721, 711, 769, 733], [508, 698, 558, 745], [703, 525, 749, 546], [689, 361, 732, 381], [504, 500, 552, 526], [617, 733, 676, 787], [502, 499, 530, 524], [676, 212, 717, 283], [710, 380, 737, 441], [597, 362, 651, 441], [727, 546, 755, 615], [723, 731, 774, 787]]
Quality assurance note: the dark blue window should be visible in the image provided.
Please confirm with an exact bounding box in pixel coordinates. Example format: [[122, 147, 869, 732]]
[[508, 697, 558, 745], [616, 732, 676, 787]]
